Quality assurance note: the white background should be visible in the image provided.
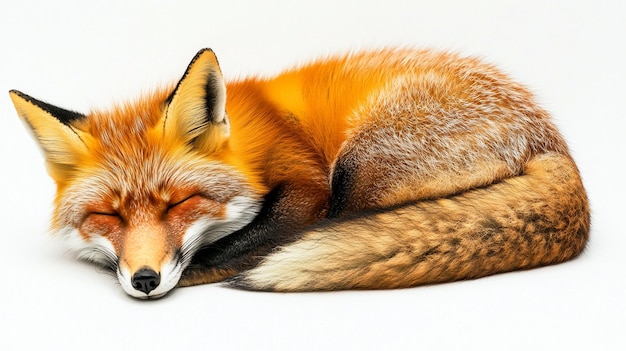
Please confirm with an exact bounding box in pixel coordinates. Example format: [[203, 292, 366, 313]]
[[1, 1, 624, 350]]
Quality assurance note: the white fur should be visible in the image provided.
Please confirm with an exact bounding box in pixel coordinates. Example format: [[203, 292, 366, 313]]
[[181, 195, 260, 258], [59, 227, 118, 269]]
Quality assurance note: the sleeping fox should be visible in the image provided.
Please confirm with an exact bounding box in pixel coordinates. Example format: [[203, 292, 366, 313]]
[[9, 48, 589, 299]]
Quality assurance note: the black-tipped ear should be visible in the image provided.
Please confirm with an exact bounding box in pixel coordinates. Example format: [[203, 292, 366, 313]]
[[9, 90, 86, 126], [9, 90, 90, 181], [162, 48, 229, 149]]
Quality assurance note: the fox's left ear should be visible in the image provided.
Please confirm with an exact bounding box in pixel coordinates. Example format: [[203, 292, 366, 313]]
[[162, 48, 229, 152]]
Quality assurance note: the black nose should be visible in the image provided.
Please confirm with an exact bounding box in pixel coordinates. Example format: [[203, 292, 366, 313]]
[[132, 268, 161, 295]]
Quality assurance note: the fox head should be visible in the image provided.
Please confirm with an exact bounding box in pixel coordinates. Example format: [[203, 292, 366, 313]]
[[10, 49, 261, 299]]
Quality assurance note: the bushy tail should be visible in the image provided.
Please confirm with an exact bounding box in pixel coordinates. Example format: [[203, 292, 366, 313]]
[[229, 152, 590, 291]]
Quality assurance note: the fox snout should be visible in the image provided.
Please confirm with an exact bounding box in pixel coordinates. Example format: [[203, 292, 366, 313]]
[[114, 223, 185, 299], [118, 257, 183, 299]]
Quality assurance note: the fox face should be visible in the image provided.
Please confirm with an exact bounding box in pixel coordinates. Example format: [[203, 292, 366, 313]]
[[11, 49, 261, 299]]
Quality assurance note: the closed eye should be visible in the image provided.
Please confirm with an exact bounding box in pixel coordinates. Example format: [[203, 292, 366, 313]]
[[87, 211, 123, 224], [92, 211, 120, 217], [167, 195, 198, 211]]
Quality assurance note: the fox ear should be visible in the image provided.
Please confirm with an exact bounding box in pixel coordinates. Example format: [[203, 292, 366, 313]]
[[9, 90, 90, 180], [163, 48, 229, 151]]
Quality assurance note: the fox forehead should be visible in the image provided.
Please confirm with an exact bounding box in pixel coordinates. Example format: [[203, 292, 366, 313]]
[[68, 88, 175, 180], [77, 88, 172, 141]]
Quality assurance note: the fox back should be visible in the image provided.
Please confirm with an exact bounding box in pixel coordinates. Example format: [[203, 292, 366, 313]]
[[10, 48, 589, 298]]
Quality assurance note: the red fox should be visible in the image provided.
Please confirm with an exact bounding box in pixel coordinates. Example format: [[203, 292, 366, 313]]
[[10, 48, 589, 299]]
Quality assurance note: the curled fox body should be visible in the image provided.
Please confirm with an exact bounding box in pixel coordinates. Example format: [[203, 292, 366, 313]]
[[10, 48, 589, 299]]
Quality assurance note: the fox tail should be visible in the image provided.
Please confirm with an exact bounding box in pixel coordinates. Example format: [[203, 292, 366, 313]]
[[229, 152, 590, 291]]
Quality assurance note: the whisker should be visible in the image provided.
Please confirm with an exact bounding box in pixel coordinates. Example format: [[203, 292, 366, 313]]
[[74, 246, 118, 273]]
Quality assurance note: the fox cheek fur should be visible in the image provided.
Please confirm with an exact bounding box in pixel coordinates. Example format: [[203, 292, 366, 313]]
[[10, 47, 589, 298]]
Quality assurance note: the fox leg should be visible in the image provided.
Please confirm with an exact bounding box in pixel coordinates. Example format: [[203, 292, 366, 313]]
[[329, 116, 549, 217], [329, 71, 569, 217], [329, 126, 510, 217]]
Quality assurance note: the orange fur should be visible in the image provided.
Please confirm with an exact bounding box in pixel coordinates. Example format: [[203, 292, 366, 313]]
[[10, 48, 589, 298]]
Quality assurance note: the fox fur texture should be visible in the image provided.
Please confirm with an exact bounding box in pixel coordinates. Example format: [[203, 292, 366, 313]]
[[10, 48, 589, 298]]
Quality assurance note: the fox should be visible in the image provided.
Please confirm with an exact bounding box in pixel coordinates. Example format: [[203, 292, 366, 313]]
[[10, 48, 589, 299]]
